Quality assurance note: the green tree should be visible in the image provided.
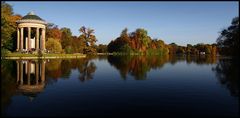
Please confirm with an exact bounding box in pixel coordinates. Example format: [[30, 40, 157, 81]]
[[60, 27, 72, 50], [217, 17, 239, 57], [46, 38, 63, 53], [176, 46, 185, 54], [65, 45, 73, 54], [107, 37, 130, 53], [186, 44, 193, 54], [134, 28, 151, 51], [97, 44, 108, 53]]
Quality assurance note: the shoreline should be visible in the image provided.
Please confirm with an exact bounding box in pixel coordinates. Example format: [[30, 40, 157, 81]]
[[2, 53, 226, 60], [2, 53, 86, 59]]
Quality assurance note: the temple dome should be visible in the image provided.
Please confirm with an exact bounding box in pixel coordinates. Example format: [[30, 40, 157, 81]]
[[17, 11, 47, 25], [21, 11, 43, 21]]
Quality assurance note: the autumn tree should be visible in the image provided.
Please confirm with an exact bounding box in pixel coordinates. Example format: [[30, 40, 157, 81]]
[[71, 36, 85, 53], [120, 28, 131, 43], [79, 26, 97, 47], [108, 28, 168, 55], [79, 26, 97, 54], [46, 23, 62, 41], [129, 28, 151, 52], [168, 43, 178, 54], [211, 43, 217, 55], [1, 2, 22, 52]]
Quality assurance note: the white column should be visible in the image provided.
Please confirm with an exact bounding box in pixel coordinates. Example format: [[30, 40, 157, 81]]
[[41, 60, 45, 83], [20, 28, 23, 51], [27, 61, 30, 85], [17, 61, 19, 82], [36, 62, 39, 85], [42, 28, 46, 50], [17, 28, 20, 51], [36, 28, 39, 50], [20, 61, 23, 85], [28, 27, 31, 50], [25, 37, 28, 50]]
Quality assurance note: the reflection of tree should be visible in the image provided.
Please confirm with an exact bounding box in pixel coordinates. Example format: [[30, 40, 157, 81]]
[[168, 54, 181, 65], [108, 55, 169, 80], [108, 55, 218, 80], [77, 58, 97, 82], [97, 55, 108, 61], [1, 60, 17, 116], [44, 57, 97, 83], [60, 60, 72, 79], [212, 58, 239, 97], [186, 55, 217, 65], [45, 60, 62, 79]]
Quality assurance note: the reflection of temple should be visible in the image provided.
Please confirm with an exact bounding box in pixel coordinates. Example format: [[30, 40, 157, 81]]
[[16, 60, 46, 101]]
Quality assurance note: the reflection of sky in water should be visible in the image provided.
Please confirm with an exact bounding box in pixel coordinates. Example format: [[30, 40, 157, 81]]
[[2, 56, 239, 117]]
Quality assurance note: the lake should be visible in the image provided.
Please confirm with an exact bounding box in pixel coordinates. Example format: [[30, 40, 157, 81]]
[[1, 55, 239, 117]]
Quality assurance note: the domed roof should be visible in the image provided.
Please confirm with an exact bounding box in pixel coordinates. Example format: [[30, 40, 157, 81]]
[[21, 11, 43, 21], [16, 11, 47, 25]]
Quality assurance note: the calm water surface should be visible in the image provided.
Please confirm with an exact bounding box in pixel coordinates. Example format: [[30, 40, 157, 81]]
[[1, 55, 239, 117]]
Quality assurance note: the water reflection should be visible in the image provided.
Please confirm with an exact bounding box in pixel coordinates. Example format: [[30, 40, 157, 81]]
[[1, 55, 239, 117], [45, 58, 97, 82], [1, 60, 17, 116], [16, 60, 46, 101], [108, 54, 217, 80], [212, 58, 239, 97], [77, 59, 97, 82]]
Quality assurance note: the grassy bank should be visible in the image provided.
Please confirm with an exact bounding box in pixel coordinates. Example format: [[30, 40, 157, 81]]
[[2, 53, 86, 59]]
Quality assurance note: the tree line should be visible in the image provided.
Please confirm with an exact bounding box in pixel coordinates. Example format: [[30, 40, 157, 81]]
[[45, 23, 99, 54], [107, 28, 218, 55], [1, 2, 238, 57]]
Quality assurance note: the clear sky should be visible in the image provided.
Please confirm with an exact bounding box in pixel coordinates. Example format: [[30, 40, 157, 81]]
[[7, 1, 239, 46]]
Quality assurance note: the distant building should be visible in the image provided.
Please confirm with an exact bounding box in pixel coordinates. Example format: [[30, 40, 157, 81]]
[[16, 11, 47, 52]]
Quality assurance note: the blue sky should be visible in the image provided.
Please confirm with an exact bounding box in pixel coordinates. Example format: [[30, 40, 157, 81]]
[[7, 2, 239, 46]]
